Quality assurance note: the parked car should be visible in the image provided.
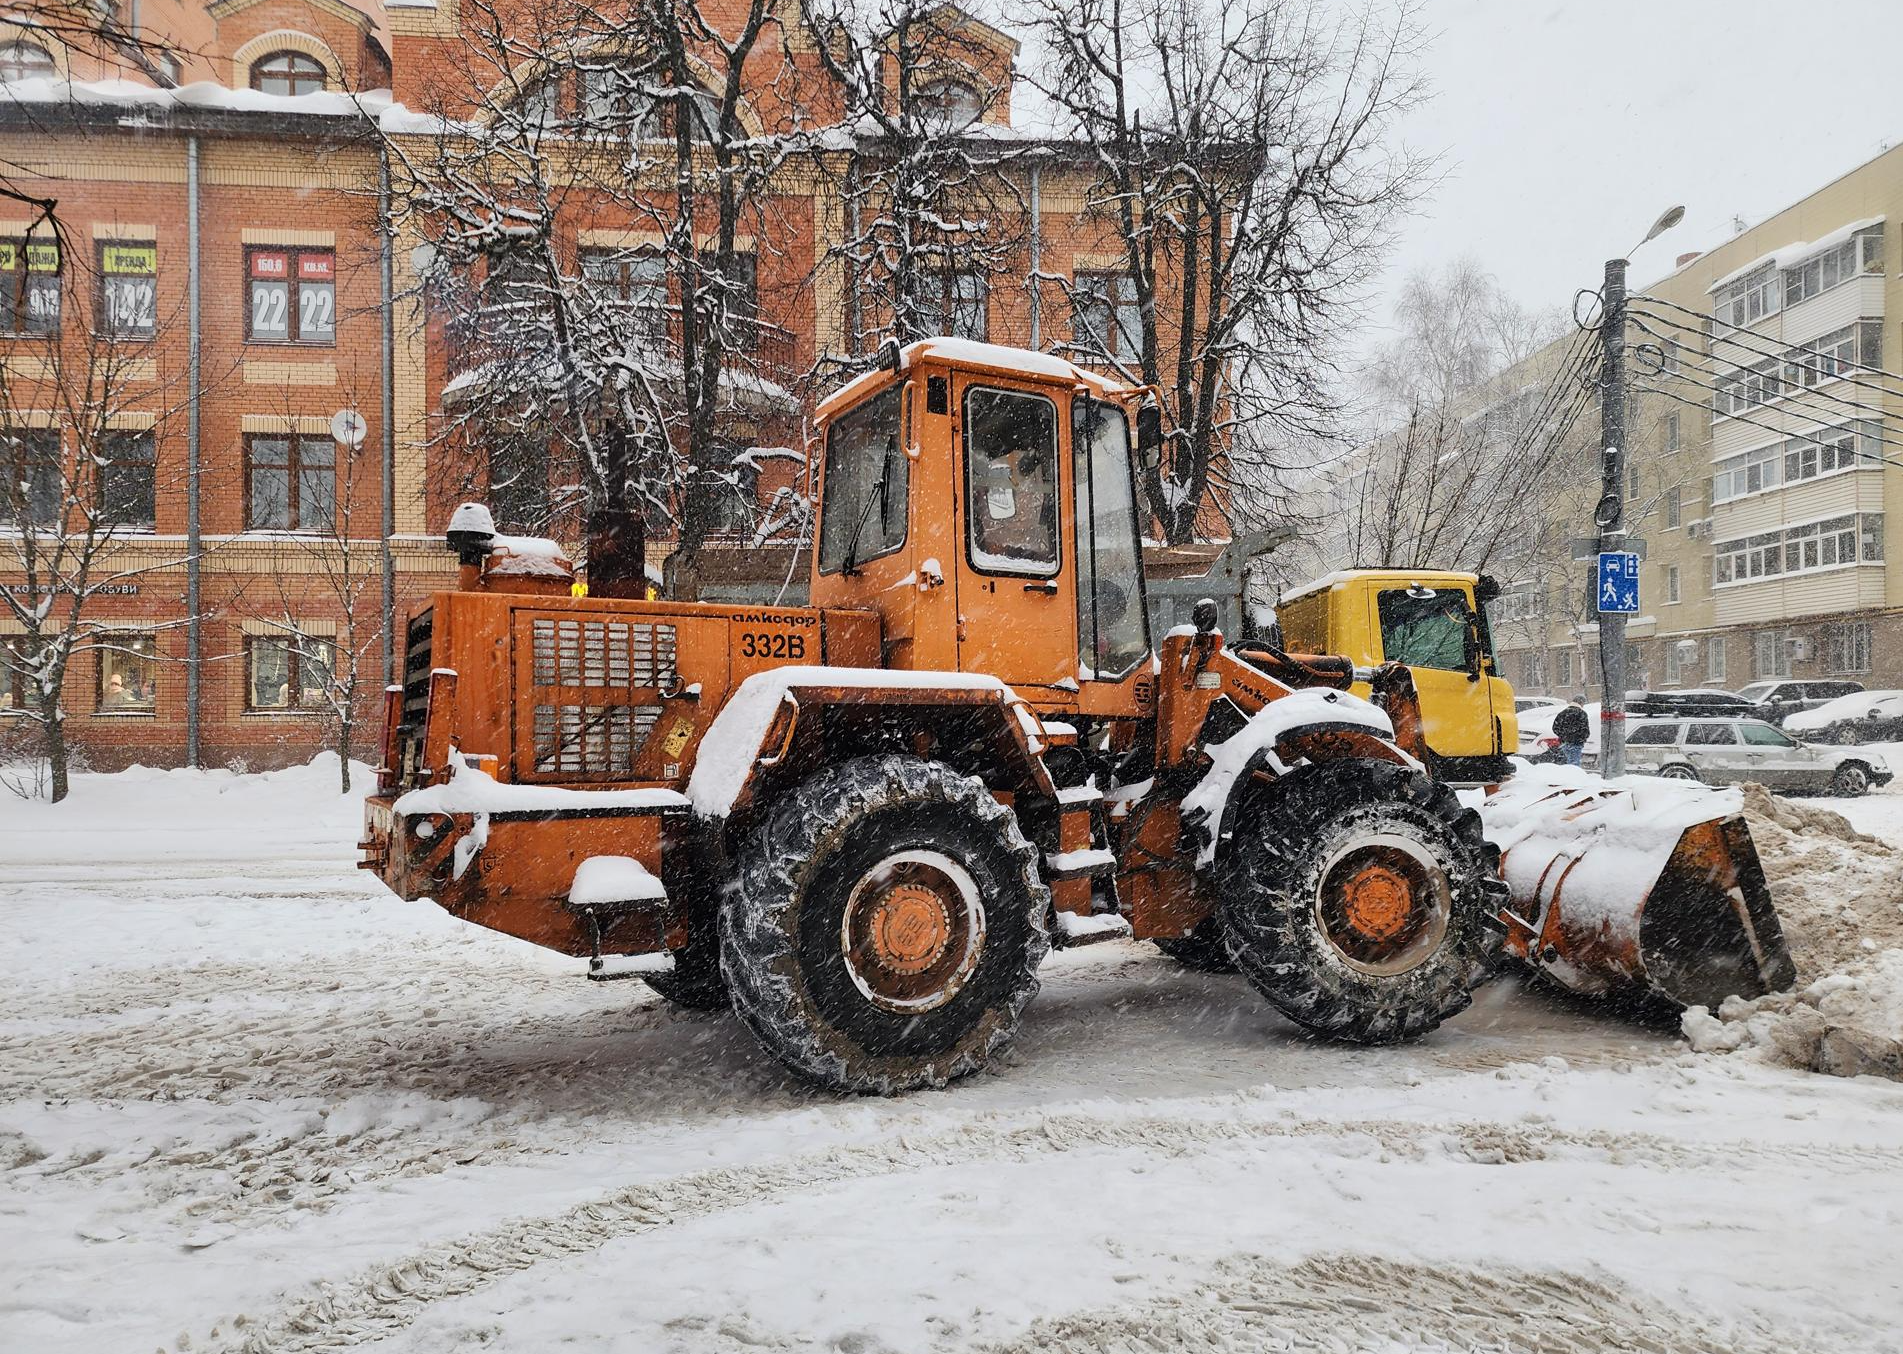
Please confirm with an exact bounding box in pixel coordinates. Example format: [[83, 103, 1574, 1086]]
[[1622, 717, 1890, 796], [1623, 688, 1755, 718], [1734, 678, 1865, 726], [1785, 690, 1903, 744], [1515, 695, 1564, 715]]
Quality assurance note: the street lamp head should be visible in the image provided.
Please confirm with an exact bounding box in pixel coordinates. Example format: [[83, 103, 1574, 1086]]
[[1642, 205, 1686, 245]]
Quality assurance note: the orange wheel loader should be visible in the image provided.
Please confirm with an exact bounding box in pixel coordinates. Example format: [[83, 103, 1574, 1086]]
[[360, 339, 1513, 1093]]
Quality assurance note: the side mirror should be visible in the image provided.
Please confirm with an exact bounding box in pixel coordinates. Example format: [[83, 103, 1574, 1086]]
[[1136, 400, 1163, 474]]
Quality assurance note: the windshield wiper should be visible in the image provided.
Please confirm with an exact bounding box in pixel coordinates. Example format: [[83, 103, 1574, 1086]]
[[840, 473, 886, 576]]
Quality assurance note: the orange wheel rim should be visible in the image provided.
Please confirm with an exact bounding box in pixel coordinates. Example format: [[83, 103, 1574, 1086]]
[[841, 851, 986, 1013], [1316, 836, 1452, 977]]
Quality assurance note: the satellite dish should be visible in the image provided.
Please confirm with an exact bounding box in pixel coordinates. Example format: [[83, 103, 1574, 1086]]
[[331, 408, 368, 449]]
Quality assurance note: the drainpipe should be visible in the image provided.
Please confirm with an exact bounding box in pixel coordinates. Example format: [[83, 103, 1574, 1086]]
[[185, 133, 202, 766], [1028, 160, 1041, 348], [379, 147, 396, 684]]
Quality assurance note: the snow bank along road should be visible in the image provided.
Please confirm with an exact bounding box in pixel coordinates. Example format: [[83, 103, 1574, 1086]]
[[3, 759, 1901, 1353]]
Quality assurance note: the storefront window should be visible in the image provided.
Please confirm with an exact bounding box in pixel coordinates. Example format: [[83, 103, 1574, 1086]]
[[96, 633, 157, 712]]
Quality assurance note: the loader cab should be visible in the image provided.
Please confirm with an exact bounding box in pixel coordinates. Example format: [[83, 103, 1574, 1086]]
[[810, 340, 1154, 714], [1277, 569, 1518, 783]]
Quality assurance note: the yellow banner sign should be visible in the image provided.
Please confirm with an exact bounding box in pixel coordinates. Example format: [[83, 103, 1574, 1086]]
[[102, 243, 156, 275]]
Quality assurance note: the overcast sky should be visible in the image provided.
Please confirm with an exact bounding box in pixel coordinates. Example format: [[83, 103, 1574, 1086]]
[[1360, 0, 1903, 345]]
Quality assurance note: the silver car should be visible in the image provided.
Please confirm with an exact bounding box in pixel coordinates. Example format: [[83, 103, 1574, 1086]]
[[1622, 717, 1891, 796]]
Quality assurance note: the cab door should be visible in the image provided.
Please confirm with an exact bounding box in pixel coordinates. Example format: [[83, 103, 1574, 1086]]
[[1373, 585, 1494, 759], [952, 376, 1077, 696]]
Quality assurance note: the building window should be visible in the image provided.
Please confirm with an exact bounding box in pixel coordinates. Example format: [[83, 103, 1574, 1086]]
[[1782, 226, 1883, 307], [96, 632, 157, 712], [1073, 272, 1139, 362], [1706, 637, 1726, 684], [1554, 647, 1573, 688], [1, 238, 60, 335], [697, 250, 758, 347], [488, 434, 550, 533], [1664, 638, 1685, 685], [1827, 621, 1873, 675], [100, 430, 155, 529], [1714, 420, 1879, 503], [1714, 513, 1883, 585], [1518, 649, 1546, 688], [1665, 485, 1681, 528], [915, 78, 983, 130], [245, 433, 335, 531], [1666, 564, 1680, 604], [246, 633, 335, 710], [0, 427, 59, 526], [1664, 413, 1679, 452], [914, 270, 987, 342], [580, 247, 667, 335], [1, 635, 48, 714], [249, 51, 327, 96], [96, 241, 157, 338], [245, 247, 335, 345], [1753, 629, 1791, 679], [1714, 263, 1779, 328], [0, 41, 56, 82]]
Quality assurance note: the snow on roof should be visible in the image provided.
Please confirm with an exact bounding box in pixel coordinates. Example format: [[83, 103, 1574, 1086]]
[[486, 534, 572, 577], [1704, 217, 1884, 293], [686, 666, 1019, 817], [0, 76, 445, 132], [908, 337, 1103, 384]]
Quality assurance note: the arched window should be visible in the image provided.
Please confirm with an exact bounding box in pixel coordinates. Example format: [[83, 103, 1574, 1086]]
[[0, 42, 56, 82], [249, 50, 327, 96], [915, 78, 982, 130]]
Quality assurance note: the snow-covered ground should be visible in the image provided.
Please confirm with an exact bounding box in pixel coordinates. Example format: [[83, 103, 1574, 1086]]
[[4, 758, 1902, 1352]]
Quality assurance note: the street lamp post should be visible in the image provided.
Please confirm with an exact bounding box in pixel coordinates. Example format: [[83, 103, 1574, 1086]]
[[1597, 205, 1684, 779]]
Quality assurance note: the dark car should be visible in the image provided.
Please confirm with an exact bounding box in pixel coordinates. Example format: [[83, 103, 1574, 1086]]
[[1734, 679, 1865, 726], [1623, 688, 1755, 718]]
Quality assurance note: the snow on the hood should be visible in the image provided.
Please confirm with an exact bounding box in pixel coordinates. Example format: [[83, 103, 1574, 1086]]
[[1180, 687, 1398, 865], [1787, 689, 1903, 732], [686, 666, 1017, 817]]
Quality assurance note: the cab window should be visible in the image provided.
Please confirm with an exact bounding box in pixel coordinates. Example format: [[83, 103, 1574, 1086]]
[[1687, 723, 1737, 745], [964, 386, 1059, 576], [1073, 397, 1150, 678], [818, 384, 907, 574], [1376, 588, 1474, 672], [1740, 723, 1796, 747]]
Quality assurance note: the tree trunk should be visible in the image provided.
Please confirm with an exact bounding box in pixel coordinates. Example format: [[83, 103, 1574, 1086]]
[[337, 716, 352, 795], [45, 704, 68, 804]]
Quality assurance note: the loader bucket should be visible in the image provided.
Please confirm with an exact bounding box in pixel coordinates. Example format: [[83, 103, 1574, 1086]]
[[1486, 780, 1796, 1009]]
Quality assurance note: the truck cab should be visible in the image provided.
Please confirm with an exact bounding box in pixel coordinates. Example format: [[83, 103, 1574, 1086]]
[[1276, 569, 1518, 784]]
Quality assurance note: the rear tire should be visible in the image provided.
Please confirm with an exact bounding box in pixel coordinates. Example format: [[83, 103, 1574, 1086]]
[[1831, 762, 1872, 798], [1216, 759, 1502, 1044], [721, 755, 1049, 1094]]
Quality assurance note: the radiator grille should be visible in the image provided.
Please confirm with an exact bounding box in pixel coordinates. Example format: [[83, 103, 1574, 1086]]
[[532, 703, 662, 775], [531, 619, 675, 688], [524, 617, 676, 777]]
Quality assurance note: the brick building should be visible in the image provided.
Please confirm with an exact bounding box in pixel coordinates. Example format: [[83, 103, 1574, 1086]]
[[0, 0, 1199, 770]]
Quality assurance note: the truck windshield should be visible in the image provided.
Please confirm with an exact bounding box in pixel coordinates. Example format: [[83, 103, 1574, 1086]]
[[1073, 397, 1150, 678], [818, 384, 906, 574], [1377, 588, 1475, 672]]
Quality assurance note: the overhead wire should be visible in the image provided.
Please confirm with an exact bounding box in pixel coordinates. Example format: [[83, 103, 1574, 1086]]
[[1629, 378, 1903, 476], [1628, 292, 1903, 405]]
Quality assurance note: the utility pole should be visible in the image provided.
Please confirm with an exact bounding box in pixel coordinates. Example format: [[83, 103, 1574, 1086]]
[[1596, 257, 1628, 778]]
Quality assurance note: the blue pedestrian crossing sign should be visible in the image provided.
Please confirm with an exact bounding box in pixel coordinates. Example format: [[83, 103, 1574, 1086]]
[[1597, 551, 1640, 613]]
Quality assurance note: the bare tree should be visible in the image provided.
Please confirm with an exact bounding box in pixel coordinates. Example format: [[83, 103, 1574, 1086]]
[[383, 0, 803, 593], [800, 0, 1030, 371], [1020, 0, 1430, 543], [0, 250, 203, 801]]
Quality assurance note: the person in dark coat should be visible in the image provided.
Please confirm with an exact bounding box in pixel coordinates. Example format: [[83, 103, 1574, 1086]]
[[1553, 697, 1590, 766]]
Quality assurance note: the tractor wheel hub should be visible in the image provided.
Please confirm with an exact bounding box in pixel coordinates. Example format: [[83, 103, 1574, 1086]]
[[868, 884, 953, 974], [841, 851, 987, 1014]]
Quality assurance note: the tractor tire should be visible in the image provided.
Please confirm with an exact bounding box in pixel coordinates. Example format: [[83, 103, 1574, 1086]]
[[640, 932, 730, 1011], [721, 754, 1050, 1094], [1216, 759, 1502, 1044], [1153, 919, 1238, 974]]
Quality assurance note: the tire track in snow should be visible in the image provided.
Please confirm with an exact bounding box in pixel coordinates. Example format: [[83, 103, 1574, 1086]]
[[186, 1106, 1888, 1353], [985, 1251, 1797, 1354]]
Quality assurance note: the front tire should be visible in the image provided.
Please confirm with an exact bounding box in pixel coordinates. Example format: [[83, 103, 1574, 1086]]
[[1659, 764, 1700, 782], [721, 755, 1050, 1094], [1831, 762, 1872, 798], [1216, 759, 1502, 1044]]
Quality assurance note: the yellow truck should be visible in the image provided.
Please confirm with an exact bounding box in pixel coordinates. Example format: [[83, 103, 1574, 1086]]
[[1276, 570, 1518, 786]]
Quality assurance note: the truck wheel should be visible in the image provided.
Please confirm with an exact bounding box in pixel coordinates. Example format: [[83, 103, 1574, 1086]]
[[641, 933, 730, 1011], [721, 755, 1050, 1094], [1831, 762, 1872, 797], [1154, 919, 1237, 973], [1216, 759, 1501, 1044]]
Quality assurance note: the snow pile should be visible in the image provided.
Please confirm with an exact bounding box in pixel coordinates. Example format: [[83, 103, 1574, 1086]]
[[1683, 787, 1903, 1080]]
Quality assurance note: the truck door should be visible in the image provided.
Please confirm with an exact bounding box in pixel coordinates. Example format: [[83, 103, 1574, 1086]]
[[1374, 585, 1495, 760], [953, 378, 1077, 695]]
